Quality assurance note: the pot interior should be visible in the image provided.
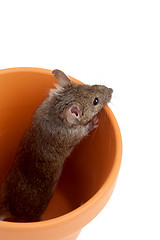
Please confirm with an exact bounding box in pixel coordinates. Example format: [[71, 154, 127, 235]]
[[0, 69, 116, 221]]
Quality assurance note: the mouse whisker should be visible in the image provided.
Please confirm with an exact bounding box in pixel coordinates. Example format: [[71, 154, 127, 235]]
[[109, 101, 119, 111]]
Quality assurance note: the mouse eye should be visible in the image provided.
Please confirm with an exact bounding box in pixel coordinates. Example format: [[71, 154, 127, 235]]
[[93, 97, 99, 105]]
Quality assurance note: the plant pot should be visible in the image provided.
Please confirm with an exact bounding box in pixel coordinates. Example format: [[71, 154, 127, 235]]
[[0, 67, 122, 240]]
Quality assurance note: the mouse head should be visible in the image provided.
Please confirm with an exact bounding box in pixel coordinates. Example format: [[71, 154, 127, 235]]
[[52, 69, 113, 126]]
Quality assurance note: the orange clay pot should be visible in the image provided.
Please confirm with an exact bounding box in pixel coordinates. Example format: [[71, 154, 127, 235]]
[[0, 68, 122, 240]]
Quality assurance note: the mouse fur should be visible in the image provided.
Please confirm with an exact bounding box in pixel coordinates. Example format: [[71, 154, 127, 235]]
[[0, 69, 113, 222]]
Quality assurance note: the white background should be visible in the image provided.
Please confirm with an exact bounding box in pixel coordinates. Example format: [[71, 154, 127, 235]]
[[0, 0, 160, 239]]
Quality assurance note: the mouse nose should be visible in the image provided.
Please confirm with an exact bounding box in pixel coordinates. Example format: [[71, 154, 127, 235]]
[[108, 88, 113, 94], [106, 88, 113, 102]]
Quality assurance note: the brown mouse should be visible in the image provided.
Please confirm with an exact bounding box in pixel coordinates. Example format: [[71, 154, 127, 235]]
[[0, 69, 113, 222]]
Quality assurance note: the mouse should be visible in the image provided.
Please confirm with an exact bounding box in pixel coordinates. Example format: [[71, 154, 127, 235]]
[[0, 69, 113, 222]]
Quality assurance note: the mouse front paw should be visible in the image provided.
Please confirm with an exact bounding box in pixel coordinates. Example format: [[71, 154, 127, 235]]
[[87, 116, 99, 132]]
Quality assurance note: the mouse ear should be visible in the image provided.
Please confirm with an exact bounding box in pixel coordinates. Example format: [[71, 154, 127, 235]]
[[66, 105, 81, 124], [52, 69, 71, 87]]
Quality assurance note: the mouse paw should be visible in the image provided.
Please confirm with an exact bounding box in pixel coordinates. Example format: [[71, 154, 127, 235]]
[[92, 116, 99, 126], [88, 116, 99, 132]]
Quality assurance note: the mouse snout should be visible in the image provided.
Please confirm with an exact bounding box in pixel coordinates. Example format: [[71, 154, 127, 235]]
[[106, 87, 113, 102], [108, 88, 113, 94]]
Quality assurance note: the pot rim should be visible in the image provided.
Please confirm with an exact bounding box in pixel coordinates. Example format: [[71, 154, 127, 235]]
[[0, 67, 122, 231]]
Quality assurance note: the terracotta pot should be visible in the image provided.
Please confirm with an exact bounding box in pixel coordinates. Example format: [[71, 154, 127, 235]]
[[0, 68, 122, 240]]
